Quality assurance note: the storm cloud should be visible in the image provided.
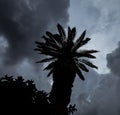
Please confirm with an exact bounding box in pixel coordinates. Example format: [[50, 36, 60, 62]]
[[71, 44, 120, 115], [0, 0, 70, 83], [107, 41, 120, 77], [69, 0, 120, 74], [0, 0, 70, 91], [68, 0, 120, 114], [0, 0, 69, 64]]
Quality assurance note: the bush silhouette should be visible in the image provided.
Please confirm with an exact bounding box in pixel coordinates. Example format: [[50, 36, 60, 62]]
[[0, 75, 76, 115], [0, 75, 49, 114]]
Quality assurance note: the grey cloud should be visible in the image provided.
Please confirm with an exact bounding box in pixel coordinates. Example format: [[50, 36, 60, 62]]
[[0, 0, 70, 91], [72, 72, 120, 115], [69, 0, 120, 74], [72, 41, 120, 115], [0, 0, 69, 65], [107, 41, 120, 77]]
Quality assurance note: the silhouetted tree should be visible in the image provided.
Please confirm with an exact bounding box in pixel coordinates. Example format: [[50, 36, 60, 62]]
[[0, 75, 49, 114], [35, 24, 98, 115]]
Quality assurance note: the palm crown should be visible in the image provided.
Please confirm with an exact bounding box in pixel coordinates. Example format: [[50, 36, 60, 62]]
[[34, 24, 98, 80]]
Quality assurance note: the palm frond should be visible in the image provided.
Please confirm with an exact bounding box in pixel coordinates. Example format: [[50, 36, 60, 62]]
[[75, 65, 85, 80], [35, 46, 57, 54], [57, 24, 66, 39], [42, 35, 51, 41], [44, 62, 55, 70], [45, 39, 61, 50], [36, 57, 55, 63], [80, 59, 98, 69], [77, 50, 99, 54], [68, 27, 76, 42], [53, 34, 63, 45], [79, 37, 91, 47], [75, 53, 96, 59], [77, 63, 89, 72], [35, 41, 44, 46], [46, 31, 61, 48], [72, 30, 86, 52], [68, 26, 71, 38], [39, 49, 61, 57], [47, 69, 54, 77]]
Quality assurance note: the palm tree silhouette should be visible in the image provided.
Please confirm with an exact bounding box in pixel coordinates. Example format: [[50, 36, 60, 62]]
[[35, 24, 98, 115]]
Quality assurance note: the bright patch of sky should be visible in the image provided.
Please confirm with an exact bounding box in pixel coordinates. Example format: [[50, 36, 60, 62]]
[[68, 0, 120, 74]]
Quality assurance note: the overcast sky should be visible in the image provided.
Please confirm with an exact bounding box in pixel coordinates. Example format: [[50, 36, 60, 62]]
[[0, 0, 120, 115], [69, 0, 120, 115]]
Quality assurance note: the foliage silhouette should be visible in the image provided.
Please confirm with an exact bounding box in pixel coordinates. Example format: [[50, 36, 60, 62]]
[[0, 75, 49, 114], [0, 75, 75, 115], [35, 24, 98, 115]]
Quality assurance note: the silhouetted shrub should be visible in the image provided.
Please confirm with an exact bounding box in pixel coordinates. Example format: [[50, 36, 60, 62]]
[[0, 75, 76, 115], [0, 75, 49, 114]]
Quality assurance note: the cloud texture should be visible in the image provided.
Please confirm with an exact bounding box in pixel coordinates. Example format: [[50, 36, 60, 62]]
[[0, 0, 70, 90]]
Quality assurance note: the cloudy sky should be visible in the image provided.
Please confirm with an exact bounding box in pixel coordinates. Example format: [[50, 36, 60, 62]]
[[0, 0, 120, 115]]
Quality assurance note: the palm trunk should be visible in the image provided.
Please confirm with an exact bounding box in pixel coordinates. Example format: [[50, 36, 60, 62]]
[[49, 59, 76, 115]]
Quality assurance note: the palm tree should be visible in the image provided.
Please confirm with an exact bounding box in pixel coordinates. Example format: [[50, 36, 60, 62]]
[[34, 24, 98, 115]]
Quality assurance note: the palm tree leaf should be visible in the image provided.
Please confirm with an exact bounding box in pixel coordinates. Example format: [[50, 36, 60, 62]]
[[53, 34, 63, 44], [35, 45, 60, 57], [46, 31, 61, 48], [75, 66, 85, 80], [39, 50, 61, 57], [75, 52, 96, 58], [72, 30, 86, 52], [36, 57, 55, 63], [34, 48, 42, 52], [43, 45, 58, 52], [77, 63, 89, 72], [80, 59, 98, 69], [35, 41, 45, 46], [42, 35, 53, 42], [68, 27, 76, 42], [78, 50, 99, 54], [45, 39, 61, 50], [80, 37, 91, 47], [44, 62, 55, 70], [68, 26, 71, 38], [35, 45, 56, 53], [57, 24, 66, 38], [47, 69, 54, 77]]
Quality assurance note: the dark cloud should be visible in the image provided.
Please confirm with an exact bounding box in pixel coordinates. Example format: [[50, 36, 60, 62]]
[[0, 0, 69, 65], [107, 41, 120, 77], [72, 71, 120, 115], [71, 42, 120, 115], [0, 0, 70, 91]]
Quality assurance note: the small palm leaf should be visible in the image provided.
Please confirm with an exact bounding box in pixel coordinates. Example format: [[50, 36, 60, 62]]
[[35, 41, 44, 46], [57, 24, 66, 39], [80, 37, 91, 47], [36, 57, 55, 63], [75, 66, 85, 80], [42, 35, 51, 42], [77, 63, 89, 72], [45, 39, 61, 50], [46, 31, 61, 48], [40, 49, 61, 57], [44, 62, 55, 70], [68, 26, 71, 38], [76, 53, 96, 59], [68, 27, 76, 42], [78, 50, 99, 54], [72, 30, 86, 52], [47, 69, 54, 77], [80, 59, 98, 69]]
